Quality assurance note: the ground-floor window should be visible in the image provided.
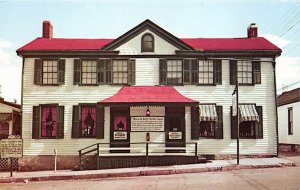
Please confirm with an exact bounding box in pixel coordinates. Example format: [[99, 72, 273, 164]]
[[199, 121, 216, 137], [239, 121, 255, 137], [32, 104, 64, 139], [81, 106, 96, 137]]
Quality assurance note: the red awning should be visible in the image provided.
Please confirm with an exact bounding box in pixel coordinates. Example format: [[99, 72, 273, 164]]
[[98, 86, 198, 106]]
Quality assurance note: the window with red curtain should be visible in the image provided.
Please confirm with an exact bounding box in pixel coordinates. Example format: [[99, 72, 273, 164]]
[[81, 106, 96, 137], [41, 106, 57, 137], [113, 116, 127, 131]]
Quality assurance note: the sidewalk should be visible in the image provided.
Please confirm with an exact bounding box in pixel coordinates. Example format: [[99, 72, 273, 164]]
[[0, 157, 295, 183]]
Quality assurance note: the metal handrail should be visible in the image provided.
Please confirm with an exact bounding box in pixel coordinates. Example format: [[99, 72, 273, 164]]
[[78, 142, 198, 170]]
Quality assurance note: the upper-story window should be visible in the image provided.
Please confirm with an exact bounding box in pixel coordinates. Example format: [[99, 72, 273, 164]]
[[159, 59, 222, 85], [74, 59, 135, 85], [230, 60, 261, 85], [82, 60, 97, 85], [34, 59, 65, 85], [141, 33, 154, 52], [199, 60, 214, 85]]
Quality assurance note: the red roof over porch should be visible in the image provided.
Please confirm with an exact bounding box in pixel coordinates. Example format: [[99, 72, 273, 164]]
[[98, 86, 199, 106]]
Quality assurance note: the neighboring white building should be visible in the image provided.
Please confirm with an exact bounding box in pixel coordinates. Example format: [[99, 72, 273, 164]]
[[278, 88, 300, 150], [0, 97, 21, 140], [16, 20, 281, 170]]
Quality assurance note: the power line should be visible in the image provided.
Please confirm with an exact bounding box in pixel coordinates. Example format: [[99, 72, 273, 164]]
[[268, 3, 300, 34]]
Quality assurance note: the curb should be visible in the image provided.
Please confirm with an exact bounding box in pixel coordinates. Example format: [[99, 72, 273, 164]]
[[0, 162, 295, 184]]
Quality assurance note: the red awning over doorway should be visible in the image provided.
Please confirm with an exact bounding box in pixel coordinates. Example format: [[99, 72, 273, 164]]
[[98, 86, 199, 106]]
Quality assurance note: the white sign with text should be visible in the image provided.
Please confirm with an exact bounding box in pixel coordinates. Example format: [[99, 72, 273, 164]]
[[131, 117, 164, 131]]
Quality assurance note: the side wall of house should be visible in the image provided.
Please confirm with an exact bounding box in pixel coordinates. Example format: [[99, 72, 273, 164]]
[[278, 102, 300, 145]]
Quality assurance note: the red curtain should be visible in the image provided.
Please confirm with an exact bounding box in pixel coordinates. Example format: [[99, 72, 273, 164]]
[[81, 106, 96, 136], [41, 106, 57, 137], [114, 116, 127, 131]]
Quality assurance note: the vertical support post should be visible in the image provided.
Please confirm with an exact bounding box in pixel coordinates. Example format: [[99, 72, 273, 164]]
[[236, 77, 240, 165], [79, 150, 82, 171], [145, 143, 149, 166], [10, 158, 13, 177], [97, 144, 100, 170], [194, 143, 198, 164]]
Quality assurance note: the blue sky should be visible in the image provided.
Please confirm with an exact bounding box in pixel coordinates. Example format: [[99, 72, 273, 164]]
[[0, 0, 300, 102]]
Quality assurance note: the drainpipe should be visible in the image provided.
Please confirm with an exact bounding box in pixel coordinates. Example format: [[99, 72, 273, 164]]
[[273, 58, 279, 157]]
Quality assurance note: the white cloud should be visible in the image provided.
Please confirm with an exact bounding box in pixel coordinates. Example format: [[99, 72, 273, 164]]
[[263, 33, 290, 49], [0, 39, 22, 103], [276, 56, 300, 93]]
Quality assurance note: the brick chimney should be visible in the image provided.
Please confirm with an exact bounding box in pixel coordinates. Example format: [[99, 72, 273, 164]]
[[247, 23, 257, 38], [42, 21, 53, 39]]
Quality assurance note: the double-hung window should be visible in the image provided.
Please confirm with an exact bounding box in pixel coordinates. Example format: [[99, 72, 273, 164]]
[[160, 58, 222, 85], [199, 60, 214, 85], [231, 104, 263, 139], [32, 104, 64, 139], [191, 105, 223, 139], [230, 60, 261, 85], [71, 105, 105, 139], [34, 59, 65, 85], [74, 59, 135, 85]]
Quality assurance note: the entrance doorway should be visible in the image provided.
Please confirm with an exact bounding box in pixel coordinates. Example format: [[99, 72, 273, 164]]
[[110, 107, 130, 153], [165, 107, 185, 153]]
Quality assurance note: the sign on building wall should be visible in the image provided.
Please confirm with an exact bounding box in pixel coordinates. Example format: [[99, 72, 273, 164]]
[[113, 131, 127, 140], [168, 132, 182, 140], [131, 117, 164, 131], [0, 138, 23, 158]]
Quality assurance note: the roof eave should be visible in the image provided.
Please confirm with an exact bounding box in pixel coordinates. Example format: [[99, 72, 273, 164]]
[[16, 50, 120, 57], [176, 49, 282, 57]]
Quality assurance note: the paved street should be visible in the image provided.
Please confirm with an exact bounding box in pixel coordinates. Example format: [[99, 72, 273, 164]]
[[1, 156, 299, 190]]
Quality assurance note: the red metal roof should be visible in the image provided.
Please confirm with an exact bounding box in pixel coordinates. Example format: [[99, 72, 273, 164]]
[[17, 37, 280, 52], [98, 86, 198, 105], [17, 38, 114, 51], [180, 37, 280, 51], [277, 88, 300, 106]]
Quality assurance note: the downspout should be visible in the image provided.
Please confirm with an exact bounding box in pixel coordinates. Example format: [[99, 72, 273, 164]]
[[273, 58, 279, 157]]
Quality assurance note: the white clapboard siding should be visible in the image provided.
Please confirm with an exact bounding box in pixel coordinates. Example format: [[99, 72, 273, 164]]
[[278, 102, 300, 145], [22, 56, 277, 156], [178, 58, 277, 155], [115, 29, 178, 55]]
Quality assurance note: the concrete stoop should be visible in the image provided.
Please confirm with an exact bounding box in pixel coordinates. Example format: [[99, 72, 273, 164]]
[[0, 158, 295, 184]]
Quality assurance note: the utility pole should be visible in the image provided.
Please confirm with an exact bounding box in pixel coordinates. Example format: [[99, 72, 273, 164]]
[[236, 78, 239, 165]]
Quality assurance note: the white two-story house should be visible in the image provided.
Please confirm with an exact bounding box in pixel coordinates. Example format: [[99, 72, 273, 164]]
[[16, 20, 281, 170]]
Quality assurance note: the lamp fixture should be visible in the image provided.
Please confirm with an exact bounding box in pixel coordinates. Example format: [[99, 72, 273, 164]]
[[146, 106, 150, 116]]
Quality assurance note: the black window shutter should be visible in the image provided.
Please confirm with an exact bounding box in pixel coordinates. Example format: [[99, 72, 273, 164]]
[[56, 106, 64, 139], [215, 106, 223, 139], [255, 106, 263, 139], [230, 60, 237, 85], [191, 106, 200, 140], [73, 59, 81, 85], [191, 59, 199, 85], [97, 59, 105, 84], [58, 59, 65, 85], [128, 59, 136, 85], [32, 106, 41, 139], [159, 59, 167, 85], [34, 59, 42, 85], [183, 59, 191, 84], [253, 61, 261, 84], [231, 106, 237, 139], [96, 106, 105, 139], [105, 59, 112, 84], [72, 105, 80, 138], [214, 60, 222, 85]]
